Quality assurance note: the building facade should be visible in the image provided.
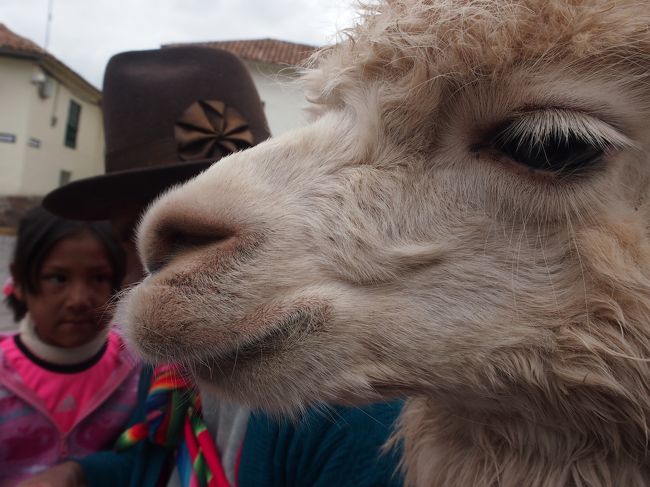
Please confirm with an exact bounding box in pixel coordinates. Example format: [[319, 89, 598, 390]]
[[0, 24, 103, 196]]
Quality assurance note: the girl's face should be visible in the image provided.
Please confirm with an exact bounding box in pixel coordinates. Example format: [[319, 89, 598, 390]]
[[14, 231, 115, 348]]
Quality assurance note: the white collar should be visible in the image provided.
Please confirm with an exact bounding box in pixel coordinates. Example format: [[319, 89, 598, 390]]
[[18, 314, 108, 365]]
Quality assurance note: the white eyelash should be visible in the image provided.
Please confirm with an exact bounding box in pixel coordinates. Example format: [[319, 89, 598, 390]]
[[495, 109, 637, 153]]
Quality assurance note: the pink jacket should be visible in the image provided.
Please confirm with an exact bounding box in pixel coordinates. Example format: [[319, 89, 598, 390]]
[[0, 332, 141, 486]]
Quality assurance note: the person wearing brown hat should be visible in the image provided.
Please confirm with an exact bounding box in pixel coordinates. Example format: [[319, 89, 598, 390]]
[[25, 47, 402, 487]]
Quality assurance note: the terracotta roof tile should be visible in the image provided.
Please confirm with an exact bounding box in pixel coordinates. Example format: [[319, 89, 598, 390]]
[[0, 23, 45, 55], [166, 38, 319, 66]]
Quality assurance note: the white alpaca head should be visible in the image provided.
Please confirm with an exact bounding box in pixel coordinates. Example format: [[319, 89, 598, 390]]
[[124, 0, 650, 454]]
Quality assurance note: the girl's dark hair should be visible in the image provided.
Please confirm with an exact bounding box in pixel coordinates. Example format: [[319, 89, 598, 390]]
[[5, 205, 126, 322]]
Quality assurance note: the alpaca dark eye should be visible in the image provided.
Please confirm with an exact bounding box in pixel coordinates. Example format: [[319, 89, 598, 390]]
[[493, 129, 605, 175]]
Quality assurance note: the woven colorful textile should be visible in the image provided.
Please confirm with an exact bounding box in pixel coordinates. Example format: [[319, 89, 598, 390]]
[[115, 365, 231, 487]]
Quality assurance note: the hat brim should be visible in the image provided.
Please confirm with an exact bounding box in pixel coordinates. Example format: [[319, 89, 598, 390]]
[[43, 160, 213, 220]]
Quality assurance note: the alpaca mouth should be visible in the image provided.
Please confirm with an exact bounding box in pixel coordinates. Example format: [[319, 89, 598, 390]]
[[188, 304, 329, 382]]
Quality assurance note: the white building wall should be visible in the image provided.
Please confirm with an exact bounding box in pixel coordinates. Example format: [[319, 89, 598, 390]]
[[0, 56, 103, 196], [246, 61, 309, 136], [0, 57, 31, 194], [21, 68, 104, 195]]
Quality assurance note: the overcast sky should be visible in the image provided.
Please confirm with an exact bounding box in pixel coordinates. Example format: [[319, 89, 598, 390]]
[[0, 0, 359, 88]]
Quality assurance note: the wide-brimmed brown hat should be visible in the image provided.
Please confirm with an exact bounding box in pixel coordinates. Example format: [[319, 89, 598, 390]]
[[43, 46, 270, 219]]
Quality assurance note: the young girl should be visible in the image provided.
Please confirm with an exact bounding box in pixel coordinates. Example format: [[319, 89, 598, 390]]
[[0, 206, 141, 487]]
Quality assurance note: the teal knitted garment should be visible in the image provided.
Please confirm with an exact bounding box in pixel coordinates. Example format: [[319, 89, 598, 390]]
[[239, 402, 404, 487]]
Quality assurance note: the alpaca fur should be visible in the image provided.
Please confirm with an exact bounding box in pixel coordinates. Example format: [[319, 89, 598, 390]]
[[122, 1, 650, 485]]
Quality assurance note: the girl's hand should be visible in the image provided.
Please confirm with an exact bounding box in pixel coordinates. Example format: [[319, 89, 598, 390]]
[[16, 461, 86, 487]]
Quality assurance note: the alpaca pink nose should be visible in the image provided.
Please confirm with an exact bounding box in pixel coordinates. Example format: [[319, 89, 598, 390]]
[[139, 211, 236, 275]]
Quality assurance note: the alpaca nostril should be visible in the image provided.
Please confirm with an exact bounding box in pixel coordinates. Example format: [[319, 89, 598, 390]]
[[145, 224, 235, 275]]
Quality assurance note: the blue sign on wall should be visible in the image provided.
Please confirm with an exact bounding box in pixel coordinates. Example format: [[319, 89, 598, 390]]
[[28, 137, 41, 148], [0, 133, 16, 144]]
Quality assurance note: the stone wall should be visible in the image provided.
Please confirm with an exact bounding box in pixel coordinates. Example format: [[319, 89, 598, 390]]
[[0, 195, 42, 231]]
